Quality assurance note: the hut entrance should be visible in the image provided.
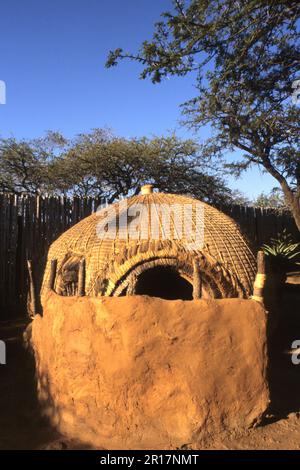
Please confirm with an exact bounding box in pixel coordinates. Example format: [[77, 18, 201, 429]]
[[134, 266, 193, 300]]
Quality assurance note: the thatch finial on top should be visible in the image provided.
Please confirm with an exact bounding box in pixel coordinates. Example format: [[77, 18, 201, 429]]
[[141, 184, 154, 195]]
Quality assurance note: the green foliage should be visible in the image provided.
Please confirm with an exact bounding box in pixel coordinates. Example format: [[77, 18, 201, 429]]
[[262, 229, 300, 271], [0, 132, 67, 194], [0, 129, 231, 205], [106, 0, 300, 230], [253, 189, 288, 210], [51, 131, 232, 204], [230, 189, 251, 207]]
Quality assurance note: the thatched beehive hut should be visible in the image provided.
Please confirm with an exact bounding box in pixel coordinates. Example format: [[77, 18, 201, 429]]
[[33, 186, 268, 449], [41, 185, 256, 300]]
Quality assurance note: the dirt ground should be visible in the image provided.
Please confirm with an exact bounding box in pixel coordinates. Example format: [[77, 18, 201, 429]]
[[0, 277, 300, 450]]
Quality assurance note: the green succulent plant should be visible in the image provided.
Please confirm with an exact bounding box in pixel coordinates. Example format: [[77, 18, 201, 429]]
[[262, 229, 300, 272]]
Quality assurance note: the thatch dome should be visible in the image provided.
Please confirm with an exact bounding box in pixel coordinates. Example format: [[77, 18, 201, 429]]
[[42, 188, 256, 300]]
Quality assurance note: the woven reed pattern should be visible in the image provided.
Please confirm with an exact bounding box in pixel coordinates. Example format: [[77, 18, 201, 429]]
[[41, 192, 257, 298]]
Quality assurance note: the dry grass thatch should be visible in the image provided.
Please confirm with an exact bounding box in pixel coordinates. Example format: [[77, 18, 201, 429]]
[[41, 192, 257, 299]]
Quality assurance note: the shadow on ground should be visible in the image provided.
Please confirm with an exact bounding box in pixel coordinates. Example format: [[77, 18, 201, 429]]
[[0, 319, 93, 450]]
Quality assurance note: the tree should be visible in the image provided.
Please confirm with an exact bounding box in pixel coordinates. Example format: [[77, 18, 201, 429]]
[[0, 132, 67, 194], [253, 189, 288, 210], [230, 190, 251, 207], [106, 0, 300, 231], [0, 129, 232, 205], [54, 130, 231, 204], [49, 129, 112, 198]]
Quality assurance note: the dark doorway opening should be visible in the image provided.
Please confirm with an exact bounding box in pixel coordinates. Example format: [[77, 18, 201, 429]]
[[134, 265, 193, 300]]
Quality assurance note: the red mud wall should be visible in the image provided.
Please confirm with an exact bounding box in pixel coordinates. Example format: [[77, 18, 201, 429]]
[[31, 293, 269, 449]]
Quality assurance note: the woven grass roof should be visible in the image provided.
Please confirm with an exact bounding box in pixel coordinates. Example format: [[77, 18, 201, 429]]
[[41, 192, 256, 298]]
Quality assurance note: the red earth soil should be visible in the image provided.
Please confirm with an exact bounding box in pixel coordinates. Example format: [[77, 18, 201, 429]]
[[0, 276, 299, 450]]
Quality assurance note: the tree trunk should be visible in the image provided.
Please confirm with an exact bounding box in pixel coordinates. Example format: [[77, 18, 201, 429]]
[[281, 186, 300, 234], [259, 157, 300, 234], [292, 200, 300, 233]]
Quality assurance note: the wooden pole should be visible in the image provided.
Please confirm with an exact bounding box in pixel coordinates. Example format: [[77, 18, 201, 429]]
[[193, 258, 202, 299], [27, 259, 37, 317], [252, 250, 266, 303], [127, 272, 137, 295], [78, 258, 86, 296], [48, 259, 57, 291]]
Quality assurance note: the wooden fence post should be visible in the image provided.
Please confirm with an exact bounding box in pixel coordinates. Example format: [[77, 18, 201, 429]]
[[252, 251, 266, 303]]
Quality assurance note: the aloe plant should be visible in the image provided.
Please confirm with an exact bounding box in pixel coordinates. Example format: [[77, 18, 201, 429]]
[[262, 229, 300, 272]]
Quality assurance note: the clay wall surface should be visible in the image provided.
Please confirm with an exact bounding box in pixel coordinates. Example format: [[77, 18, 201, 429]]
[[31, 293, 269, 449]]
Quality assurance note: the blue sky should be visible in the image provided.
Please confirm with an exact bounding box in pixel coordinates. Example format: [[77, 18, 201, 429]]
[[0, 0, 276, 198]]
